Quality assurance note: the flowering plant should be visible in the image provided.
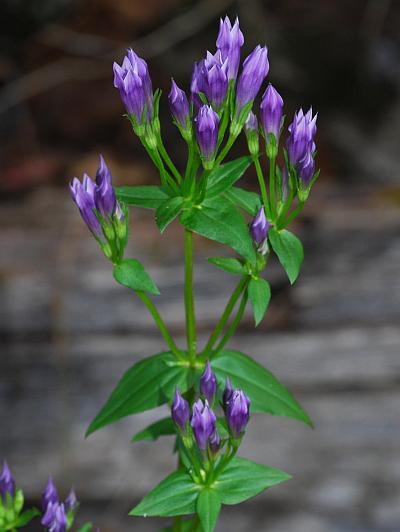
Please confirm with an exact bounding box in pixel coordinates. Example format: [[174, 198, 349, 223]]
[[68, 15, 319, 532]]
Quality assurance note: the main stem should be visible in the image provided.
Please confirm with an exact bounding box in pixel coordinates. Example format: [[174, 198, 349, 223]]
[[184, 229, 197, 362]]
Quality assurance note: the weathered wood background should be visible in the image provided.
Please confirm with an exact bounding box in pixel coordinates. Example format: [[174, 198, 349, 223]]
[[1, 179, 399, 531]]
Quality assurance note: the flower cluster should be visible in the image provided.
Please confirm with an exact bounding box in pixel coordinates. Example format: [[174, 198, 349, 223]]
[[41, 478, 78, 532], [172, 361, 250, 480], [69, 155, 128, 262]]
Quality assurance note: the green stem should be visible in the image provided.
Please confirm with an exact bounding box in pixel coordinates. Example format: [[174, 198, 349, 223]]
[[136, 291, 183, 360], [284, 201, 305, 227], [173, 516, 182, 532], [215, 133, 237, 166], [189, 515, 200, 532], [158, 135, 182, 184], [269, 155, 277, 219], [184, 230, 197, 362], [214, 289, 249, 353], [253, 156, 271, 218], [202, 275, 248, 359]]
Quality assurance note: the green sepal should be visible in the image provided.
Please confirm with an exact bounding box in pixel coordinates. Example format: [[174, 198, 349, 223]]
[[115, 186, 169, 209], [208, 257, 247, 275], [268, 228, 304, 284], [205, 156, 252, 198], [130, 470, 200, 517], [223, 187, 261, 215], [86, 353, 192, 436], [114, 259, 160, 295], [211, 350, 313, 426], [156, 196, 184, 233], [248, 277, 271, 326], [196, 489, 221, 532], [132, 417, 176, 442]]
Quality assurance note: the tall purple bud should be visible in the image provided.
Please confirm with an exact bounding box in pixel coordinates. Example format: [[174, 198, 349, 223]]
[[286, 107, 317, 166], [260, 84, 283, 144], [190, 399, 216, 450], [209, 430, 221, 455], [69, 175, 102, 239], [195, 105, 219, 166], [226, 389, 251, 438], [0, 461, 15, 501], [168, 79, 190, 130], [236, 45, 269, 113], [222, 377, 233, 411], [203, 52, 228, 109], [95, 155, 116, 219], [42, 502, 67, 532], [113, 49, 153, 124], [42, 477, 58, 511], [250, 206, 270, 246], [199, 360, 217, 403], [171, 388, 190, 433], [244, 111, 259, 156], [65, 488, 78, 512], [216, 16, 244, 81]]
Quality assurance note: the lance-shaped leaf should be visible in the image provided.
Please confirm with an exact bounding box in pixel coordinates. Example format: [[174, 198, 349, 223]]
[[223, 187, 261, 215], [268, 228, 304, 284], [215, 457, 291, 505], [156, 196, 184, 233], [211, 350, 312, 426], [116, 185, 169, 209], [86, 352, 191, 436], [114, 259, 160, 295], [13, 508, 41, 528], [208, 257, 247, 275], [130, 470, 200, 517], [205, 156, 252, 198], [180, 206, 255, 263], [196, 489, 221, 532], [248, 277, 271, 326], [132, 417, 176, 442]]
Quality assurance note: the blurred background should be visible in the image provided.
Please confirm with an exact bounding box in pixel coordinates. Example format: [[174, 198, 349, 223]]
[[1, 0, 400, 530]]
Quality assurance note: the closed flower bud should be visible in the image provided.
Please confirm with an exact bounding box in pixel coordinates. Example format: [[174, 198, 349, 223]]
[[236, 45, 269, 113], [216, 16, 244, 81], [171, 388, 190, 433], [244, 111, 259, 156], [209, 430, 221, 455], [0, 462, 15, 501], [69, 176, 102, 240], [250, 206, 270, 246], [199, 360, 217, 403], [190, 399, 216, 450], [169, 79, 190, 130], [195, 105, 219, 165], [226, 389, 251, 438], [222, 377, 233, 411], [113, 49, 153, 125], [42, 478, 58, 512], [95, 155, 116, 219], [42, 502, 67, 532], [192, 53, 228, 110], [260, 84, 283, 143], [286, 107, 317, 166], [65, 488, 78, 512]]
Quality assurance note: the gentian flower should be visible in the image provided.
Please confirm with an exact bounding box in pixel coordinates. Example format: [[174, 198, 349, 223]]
[[216, 16, 244, 81], [222, 377, 233, 411], [168, 79, 190, 130], [69, 175, 102, 239], [260, 84, 283, 143], [192, 52, 228, 110], [225, 389, 251, 438], [286, 107, 317, 165], [171, 388, 190, 432], [236, 45, 269, 113], [65, 488, 78, 512], [95, 155, 117, 219], [244, 111, 259, 156], [190, 399, 217, 450], [42, 478, 58, 512], [0, 461, 15, 501], [209, 430, 221, 455], [195, 105, 219, 165], [42, 502, 67, 532], [113, 49, 153, 124], [250, 206, 270, 246], [199, 360, 217, 403]]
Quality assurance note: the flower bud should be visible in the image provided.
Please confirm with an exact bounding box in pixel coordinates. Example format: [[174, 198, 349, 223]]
[[69, 176, 102, 240], [250, 206, 270, 246], [192, 54, 228, 110], [42, 477, 58, 512], [199, 360, 217, 403], [222, 377, 233, 411], [65, 488, 78, 512], [216, 16, 244, 81], [244, 111, 259, 156], [190, 399, 216, 450], [42, 502, 67, 532], [225, 389, 251, 438], [169, 79, 190, 130], [171, 388, 190, 433], [0, 462, 15, 501], [195, 105, 219, 166], [236, 45, 269, 113], [209, 430, 221, 455], [95, 155, 116, 219], [260, 84, 283, 144], [286, 107, 317, 166]]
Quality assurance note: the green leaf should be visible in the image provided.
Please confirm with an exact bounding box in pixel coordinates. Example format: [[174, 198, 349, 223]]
[[116, 185, 168, 209], [114, 259, 160, 295], [161, 521, 194, 532], [181, 206, 255, 263], [156, 196, 184, 233], [268, 228, 304, 284], [215, 457, 291, 505], [197, 489, 221, 532], [206, 157, 252, 198], [211, 350, 312, 426], [248, 277, 271, 326], [77, 524, 94, 532], [130, 470, 200, 517], [132, 417, 176, 442], [14, 508, 40, 527], [223, 187, 261, 215], [208, 257, 246, 275], [86, 352, 191, 436]]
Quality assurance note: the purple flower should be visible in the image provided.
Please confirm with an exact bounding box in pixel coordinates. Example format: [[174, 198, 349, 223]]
[[192, 53, 228, 109], [195, 105, 219, 162], [0, 461, 15, 501], [222, 377, 233, 411], [250, 206, 270, 246], [168, 79, 190, 129], [245, 111, 259, 156], [113, 49, 153, 123], [260, 84, 283, 141], [65, 488, 78, 512], [225, 389, 251, 438], [236, 45, 269, 112], [199, 360, 217, 403], [298, 150, 315, 186], [216, 16, 244, 81], [286, 107, 317, 165], [245, 111, 258, 132], [171, 388, 190, 432], [42, 477, 59, 512], [42, 502, 67, 532], [69, 174, 102, 239], [209, 430, 221, 455], [190, 399, 216, 450], [95, 155, 116, 219]]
